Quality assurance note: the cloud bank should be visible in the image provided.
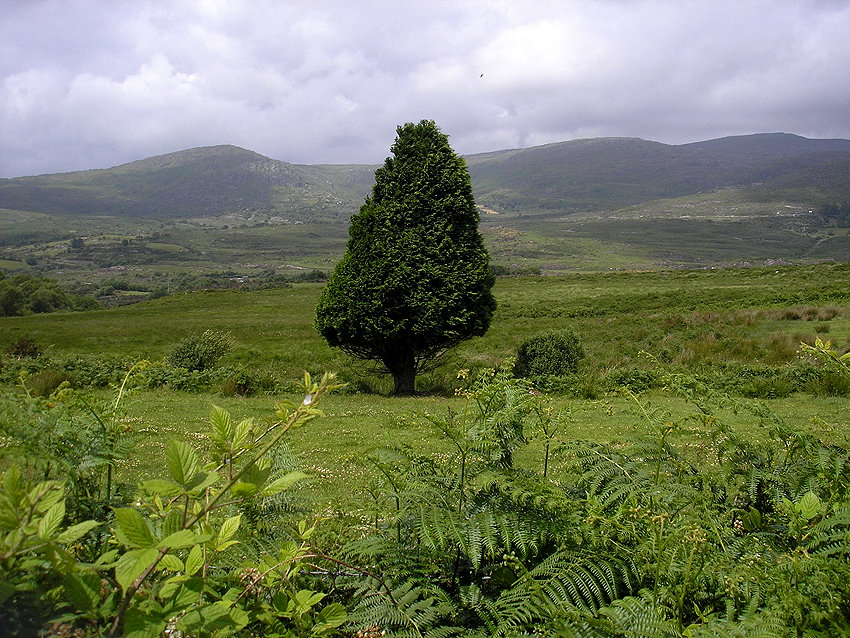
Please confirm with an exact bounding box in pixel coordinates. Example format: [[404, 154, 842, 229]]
[[2, 0, 849, 177]]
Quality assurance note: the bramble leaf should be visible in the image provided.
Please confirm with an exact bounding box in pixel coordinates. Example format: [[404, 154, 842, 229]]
[[217, 514, 241, 545], [37, 499, 65, 540], [115, 547, 159, 591], [114, 508, 155, 549], [799, 491, 823, 521], [185, 544, 204, 576], [210, 404, 234, 451], [312, 602, 347, 634], [231, 482, 259, 498], [63, 571, 101, 613], [140, 479, 183, 498], [55, 519, 100, 544], [159, 529, 210, 550], [262, 471, 308, 496], [160, 553, 184, 572], [166, 440, 199, 486]]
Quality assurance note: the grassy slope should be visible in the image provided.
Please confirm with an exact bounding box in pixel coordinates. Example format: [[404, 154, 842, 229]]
[[4, 262, 850, 374], [3, 134, 850, 284], [0, 146, 376, 223], [466, 133, 850, 214], [5, 264, 850, 507]]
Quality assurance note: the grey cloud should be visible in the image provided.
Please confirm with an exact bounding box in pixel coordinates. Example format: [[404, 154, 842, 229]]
[[1, 0, 849, 177]]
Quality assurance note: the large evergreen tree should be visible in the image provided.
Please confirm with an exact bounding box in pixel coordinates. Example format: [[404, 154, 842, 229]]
[[315, 120, 496, 395]]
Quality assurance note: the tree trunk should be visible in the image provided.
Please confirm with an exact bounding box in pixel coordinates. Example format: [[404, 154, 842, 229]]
[[391, 366, 417, 395]]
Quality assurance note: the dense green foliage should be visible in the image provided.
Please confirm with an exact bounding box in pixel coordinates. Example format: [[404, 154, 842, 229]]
[[0, 372, 345, 637], [0, 272, 97, 316], [316, 120, 496, 394], [514, 328, 585, 380], [2, 343, 850, 636], [165, 330, 235, 372]]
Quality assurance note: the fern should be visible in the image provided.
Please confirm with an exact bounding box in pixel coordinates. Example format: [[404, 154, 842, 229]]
[[479, 550, 638, 636], [686, 613, 788, 638], [808, 504, 850, 559], [347, 580, 460, 638], [593, 595, 680, 637]]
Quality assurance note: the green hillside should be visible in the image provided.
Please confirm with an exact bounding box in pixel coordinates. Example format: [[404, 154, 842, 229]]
[[2, 133, 849, 224], [465, 133, 850, 214], [0, 145, 377, 223], [1, 133, 850, 287]]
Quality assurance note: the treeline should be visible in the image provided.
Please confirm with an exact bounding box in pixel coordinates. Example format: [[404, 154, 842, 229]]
[[0, 272, 99, 316], [118, 268, 328, 299], [0, 268, 331, 316], [820, 201, 850, 227]]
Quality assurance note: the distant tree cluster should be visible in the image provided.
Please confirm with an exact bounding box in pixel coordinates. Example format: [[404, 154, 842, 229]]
[[0, 272, 97, 316], [820, 201, 850, 227]]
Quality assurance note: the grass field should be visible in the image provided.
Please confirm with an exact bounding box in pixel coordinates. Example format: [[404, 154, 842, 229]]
[[5, 261, 850, 635], [5, 262, 850, 361], [109, 386, 850, 511], [4, 262, 850, 509]]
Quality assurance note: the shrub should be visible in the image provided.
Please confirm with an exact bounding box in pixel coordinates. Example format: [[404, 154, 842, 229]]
[[6, 334, 41, 359], [165, 329, 234, 372], [25, 368, 70, 397], [740, 375, 796, 399], [602, 368, 661, 393], [806, 370, 850, 397], [218, 371, 253, 396], [530, 373, 579, 395], [514, 329, 584, 379], [217, 368, 279, 396]]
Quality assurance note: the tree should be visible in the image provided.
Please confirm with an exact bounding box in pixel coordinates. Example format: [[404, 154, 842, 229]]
[[315, 120, 496, 395]]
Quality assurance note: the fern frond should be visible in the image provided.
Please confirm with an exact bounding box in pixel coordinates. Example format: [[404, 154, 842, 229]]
[[595, 595, 680, 637], [687, 611, 788, 638], [347, 580, 458, 638], [482, 550, 638, 635], [808, 504, 850, 559], [414, 505, 539, 570]]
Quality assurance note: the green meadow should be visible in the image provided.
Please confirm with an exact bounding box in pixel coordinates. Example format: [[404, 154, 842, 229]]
[[3, 262, 850, 499], [5, 262, 850, 635]]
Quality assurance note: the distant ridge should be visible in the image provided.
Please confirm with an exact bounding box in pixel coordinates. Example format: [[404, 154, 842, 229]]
[[1, 133, 849, 221], [464, 133, 850, 214]]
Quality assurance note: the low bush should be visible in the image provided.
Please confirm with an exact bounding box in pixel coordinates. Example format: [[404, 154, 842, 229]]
[[739, 375, 796, 399], [218, 368, 280, 396], [806, 370, 850, 397], [165, 329, 234, 371], [530, 372, 579, 395], [601, 368, 661, 393], [5, 334, 41, 359], [514, 329, 584, 379], [24, 368, 70, 397]]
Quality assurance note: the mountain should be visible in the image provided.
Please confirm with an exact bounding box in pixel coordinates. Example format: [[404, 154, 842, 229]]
[[1, 133, 848, 223], [0, 145, 376, 222], [464, 133, 850, 214]]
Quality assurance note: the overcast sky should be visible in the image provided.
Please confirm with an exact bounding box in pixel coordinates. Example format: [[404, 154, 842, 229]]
[[2, 0, 849, 178]]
